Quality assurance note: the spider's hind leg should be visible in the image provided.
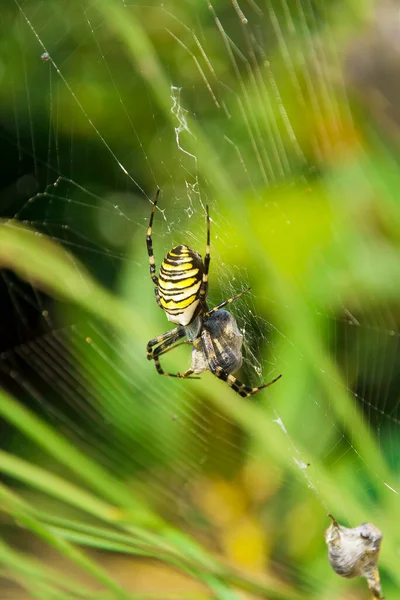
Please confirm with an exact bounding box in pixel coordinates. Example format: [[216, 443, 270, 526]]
[[147, 327, 200, 379], [214, 367, 282, 398], [200, 328, 281, 398]]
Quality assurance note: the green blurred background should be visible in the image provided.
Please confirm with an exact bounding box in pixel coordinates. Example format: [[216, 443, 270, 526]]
[[1, 0, 400, 598]]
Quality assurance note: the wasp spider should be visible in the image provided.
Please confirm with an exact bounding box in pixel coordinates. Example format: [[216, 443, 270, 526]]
[[146, 191, 281, 398]]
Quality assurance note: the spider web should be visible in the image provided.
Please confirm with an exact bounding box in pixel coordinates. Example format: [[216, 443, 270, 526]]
[[1, 0, 400, 595]]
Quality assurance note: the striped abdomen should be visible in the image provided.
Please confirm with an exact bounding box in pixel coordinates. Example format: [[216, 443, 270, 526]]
[[158, 244, 204, 326]]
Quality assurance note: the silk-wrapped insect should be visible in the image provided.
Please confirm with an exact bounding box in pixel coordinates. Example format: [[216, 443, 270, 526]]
[[325, 515, 383, 599]]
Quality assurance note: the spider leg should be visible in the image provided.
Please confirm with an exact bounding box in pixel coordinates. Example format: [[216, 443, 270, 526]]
[[205, 287, 251, 318], [146, 188, 160, 286], [147, 328, 199, 379], [153, 340, 199, 376], [147, 325, 183, 358], [199, 204, 210, 303], [181, 369, 196, 378], [154, 339, 191, 357], [200, 329, 282, 398]]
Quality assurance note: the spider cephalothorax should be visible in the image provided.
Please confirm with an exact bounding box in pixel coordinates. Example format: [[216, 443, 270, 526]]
[[145, 190, 281, 398]]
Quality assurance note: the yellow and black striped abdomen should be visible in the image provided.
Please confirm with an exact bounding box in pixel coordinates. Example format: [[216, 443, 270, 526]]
[[158, 245, 204, 326]]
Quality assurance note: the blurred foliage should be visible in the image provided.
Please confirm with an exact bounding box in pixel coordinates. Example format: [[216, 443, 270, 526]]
[[1, 0, 400, 599]]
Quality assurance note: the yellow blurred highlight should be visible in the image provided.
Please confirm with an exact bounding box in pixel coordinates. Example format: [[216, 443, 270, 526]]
[[222, 515, 268, 572], [110, 559, 210, 597], [241, 460, 282, 504], [313, 115, 362, 164], [191, 477, 247, 526], [191, 474, 272, 573], [251, 187, 336, 283]]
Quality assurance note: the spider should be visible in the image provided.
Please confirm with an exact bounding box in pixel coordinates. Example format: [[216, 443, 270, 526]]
[[146, 191, 282, 398]]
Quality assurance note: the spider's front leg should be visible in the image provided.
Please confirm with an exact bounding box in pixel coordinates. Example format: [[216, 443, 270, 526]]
[[147, 327, 199, 379], [204, 287, 250, 318], [200, 329, 281, 398]]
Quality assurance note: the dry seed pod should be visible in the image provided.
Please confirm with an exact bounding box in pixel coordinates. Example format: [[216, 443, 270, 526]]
[[325, 515, 383, 599]]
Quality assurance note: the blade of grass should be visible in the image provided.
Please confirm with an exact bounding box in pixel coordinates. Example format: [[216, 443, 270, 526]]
[[0, 386, 160, 527], [0, 489, 133, 600], [0, 450, 119, 522], [0, 480, 307, 599], [0, 221, 143, 339], [0, 537, 114, 600], [32, 514, 309, 600], [0, 456, 203, 567]]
